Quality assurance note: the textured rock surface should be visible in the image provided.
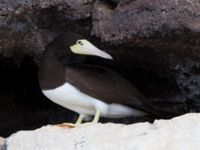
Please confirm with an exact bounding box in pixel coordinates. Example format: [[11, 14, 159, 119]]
[[93, 0, 200, 45], [0, 0, 94, 57], [6, 113, 200, 150]]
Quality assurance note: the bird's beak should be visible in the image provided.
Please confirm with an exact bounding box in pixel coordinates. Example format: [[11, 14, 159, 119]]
[[70, 39, 113, 60]]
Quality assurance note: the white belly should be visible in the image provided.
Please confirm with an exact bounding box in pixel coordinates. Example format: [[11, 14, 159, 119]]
[[42, 83, 146, 118]]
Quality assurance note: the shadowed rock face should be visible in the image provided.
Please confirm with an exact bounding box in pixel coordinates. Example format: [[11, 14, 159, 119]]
[[0, 0, 200, 136]]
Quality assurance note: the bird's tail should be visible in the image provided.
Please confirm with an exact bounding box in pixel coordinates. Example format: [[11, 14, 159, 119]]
[[142, 101, 180, 119]]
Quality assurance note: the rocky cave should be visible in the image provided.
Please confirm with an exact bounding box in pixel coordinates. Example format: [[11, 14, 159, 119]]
[[1, 0, 200, 138]]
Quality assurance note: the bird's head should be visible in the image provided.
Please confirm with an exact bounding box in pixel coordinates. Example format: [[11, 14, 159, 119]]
[[70, 39, 113, 60], [45, 32, 113, 64]]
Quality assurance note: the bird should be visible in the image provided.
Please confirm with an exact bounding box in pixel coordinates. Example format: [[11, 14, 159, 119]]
[[38, 31, 163, 126]]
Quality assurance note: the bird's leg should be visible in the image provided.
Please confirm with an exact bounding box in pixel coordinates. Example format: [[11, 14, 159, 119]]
[[57, 114, 84, 128], [61, 110, 100, 128], [75, 114, 84, 125], [91, 109, 101, 123], [61, 110, 101, 128]]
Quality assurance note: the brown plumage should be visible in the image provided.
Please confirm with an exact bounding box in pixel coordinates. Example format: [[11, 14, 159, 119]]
[[64, 65, 150, 111], [38, 32, 168, 120]]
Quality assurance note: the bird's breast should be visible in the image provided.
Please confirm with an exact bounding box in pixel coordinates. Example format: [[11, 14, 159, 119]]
[[42, 83, 99, 115]]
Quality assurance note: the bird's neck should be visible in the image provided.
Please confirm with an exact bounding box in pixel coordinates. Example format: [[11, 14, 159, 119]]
[[38, 51, 66, 90]]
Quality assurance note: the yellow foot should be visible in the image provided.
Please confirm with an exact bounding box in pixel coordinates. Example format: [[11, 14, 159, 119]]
[[56, 114, 84, 128], [56, 110, 101, 128]]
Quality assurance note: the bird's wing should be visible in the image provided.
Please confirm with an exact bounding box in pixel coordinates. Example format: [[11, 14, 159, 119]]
[[64, 64, 157, 114]]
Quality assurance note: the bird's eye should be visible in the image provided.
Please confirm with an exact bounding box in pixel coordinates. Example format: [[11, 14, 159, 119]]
[[77, 40, 83, 46]]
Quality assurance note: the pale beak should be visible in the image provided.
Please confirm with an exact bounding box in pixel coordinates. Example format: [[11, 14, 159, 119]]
[[70, 40, 113, 60]]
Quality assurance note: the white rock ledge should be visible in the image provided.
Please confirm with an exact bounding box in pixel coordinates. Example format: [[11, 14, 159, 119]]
[[6, 113, 200, 150], [0, 137, 5, 150]]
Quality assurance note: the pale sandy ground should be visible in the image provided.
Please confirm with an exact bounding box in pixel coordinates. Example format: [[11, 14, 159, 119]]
[[3, 113, 200, 150]]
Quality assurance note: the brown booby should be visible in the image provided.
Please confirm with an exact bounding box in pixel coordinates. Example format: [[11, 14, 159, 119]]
[[38, 32, 162, 125]]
